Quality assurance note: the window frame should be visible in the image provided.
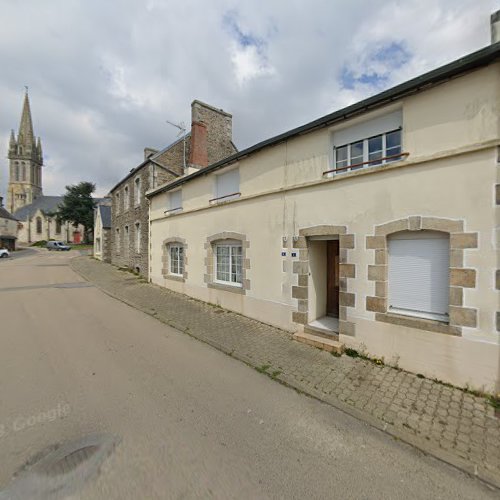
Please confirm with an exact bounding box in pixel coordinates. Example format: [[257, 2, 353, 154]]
[[135, 222, 141, 253], [169, 244, 184, 276], [333, 128, 402, 174], [213, 241, 243, 287], [124, 186, 130, 211], [212, 168, 240, 203], [134, 177, 141, 206], [166, 189, 182, 214]]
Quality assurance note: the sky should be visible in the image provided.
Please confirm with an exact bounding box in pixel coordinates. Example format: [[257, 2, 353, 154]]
[[0, 0, 499, 198]]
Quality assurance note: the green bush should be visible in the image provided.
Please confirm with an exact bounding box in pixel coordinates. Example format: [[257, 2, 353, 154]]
[[31, 240, 47, 247]]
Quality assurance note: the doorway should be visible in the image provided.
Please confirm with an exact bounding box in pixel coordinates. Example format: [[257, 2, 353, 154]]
[[326, 240, 340, 318], [307, 237, 340, 333]]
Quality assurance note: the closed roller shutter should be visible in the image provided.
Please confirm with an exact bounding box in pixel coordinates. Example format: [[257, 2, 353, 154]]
[[388, 232, 449, 320], [216, 169, 239, 199]]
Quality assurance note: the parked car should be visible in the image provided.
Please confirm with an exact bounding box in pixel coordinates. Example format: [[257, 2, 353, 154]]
[[46, 241, 71, 251], [0, 249, 10, 258]]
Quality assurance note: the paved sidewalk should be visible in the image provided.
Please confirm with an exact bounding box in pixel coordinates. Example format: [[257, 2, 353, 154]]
[[71, 256, 500, 488]]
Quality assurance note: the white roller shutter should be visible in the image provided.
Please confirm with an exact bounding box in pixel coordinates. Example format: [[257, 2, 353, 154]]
[[216, 169, 239, 199], [169, 190, 182, 210], [388, 232, 449, 319], [333, 110, 402, 147]]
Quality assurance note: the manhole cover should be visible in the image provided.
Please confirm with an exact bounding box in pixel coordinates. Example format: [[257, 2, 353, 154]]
[[0, 434, 120, 500]]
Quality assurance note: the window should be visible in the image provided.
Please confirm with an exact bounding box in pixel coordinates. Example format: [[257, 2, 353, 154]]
[[15, 163, 20, 181], [168, 190, 182, 212], [96, 237, 101, 252], [124, 186, 129, 210], [135, 223, 141, 253], [388, 231, 449, 321], [169, 244, 184, 276], [36, 217, 42, 234], [334, 129, 401, 172], [332, 110, 403, 173], [55, 219, 61, 234], [22, 164, 26, 181], [115, 193, 120, 214], [134, 177, 141, 206], [115, 228, 120, 253], [214, 169, 240, 202], [215, 242, 242, 285]]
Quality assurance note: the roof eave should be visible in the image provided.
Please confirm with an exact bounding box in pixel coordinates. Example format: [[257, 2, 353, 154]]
[[146, 41, 500, 198]]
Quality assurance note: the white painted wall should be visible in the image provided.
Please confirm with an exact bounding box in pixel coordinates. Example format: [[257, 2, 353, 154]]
[[148, 63, 500, 392]]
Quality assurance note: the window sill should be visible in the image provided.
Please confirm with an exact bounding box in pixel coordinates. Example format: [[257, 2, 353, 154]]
[[208, 282, 246, 295], [326, 158, 407, 178], [164, 273, 185, 283], [209, 194, 241, 205], [164, 208, 183, 216], [375, 312, 461, 336], [388, 307, 448, 323]]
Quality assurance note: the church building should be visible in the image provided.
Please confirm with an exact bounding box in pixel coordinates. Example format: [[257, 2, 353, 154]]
[[7, 92, 85, 244]]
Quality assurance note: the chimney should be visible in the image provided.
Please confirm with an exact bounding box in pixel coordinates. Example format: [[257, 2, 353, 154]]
[[491, 10, 500, 43], [189, 120, 208, 169], [144, 147, 158, 160]]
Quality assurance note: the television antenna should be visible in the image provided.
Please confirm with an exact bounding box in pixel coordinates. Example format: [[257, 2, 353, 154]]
[[166, 119, 187, 173]]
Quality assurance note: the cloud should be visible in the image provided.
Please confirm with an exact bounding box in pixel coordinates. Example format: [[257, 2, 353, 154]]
[[0, 0, 498, 199]]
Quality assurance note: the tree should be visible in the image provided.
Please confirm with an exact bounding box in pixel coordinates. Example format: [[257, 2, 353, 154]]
[[55, 181, 96, 243]]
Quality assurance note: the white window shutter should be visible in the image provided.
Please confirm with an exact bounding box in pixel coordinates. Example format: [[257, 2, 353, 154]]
[[388, 233, 449, 318], [216, 169, 239, 198]]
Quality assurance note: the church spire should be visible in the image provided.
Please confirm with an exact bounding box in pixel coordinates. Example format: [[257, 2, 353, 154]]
[[9, 129, 16, 153], [36, 136, 43, 163], [17, 89, 35, 148]]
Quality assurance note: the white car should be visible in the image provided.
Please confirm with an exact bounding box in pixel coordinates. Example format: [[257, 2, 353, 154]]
[[0, 249, 10, 258]]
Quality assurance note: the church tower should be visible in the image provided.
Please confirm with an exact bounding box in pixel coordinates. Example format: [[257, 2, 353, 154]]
[[6, 90, 43, 213]]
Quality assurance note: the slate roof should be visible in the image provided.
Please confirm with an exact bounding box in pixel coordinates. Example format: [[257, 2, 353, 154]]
[[13, 196, 106, 221], [147, 41, 500, 197], [12, 196, 63, 221], [109, 133, 190, 193], [98, 204, 112, 228], [0, 206, 17, 221]]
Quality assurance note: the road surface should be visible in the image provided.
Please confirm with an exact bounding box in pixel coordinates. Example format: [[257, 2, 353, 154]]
[[0, 249, 497, 499]]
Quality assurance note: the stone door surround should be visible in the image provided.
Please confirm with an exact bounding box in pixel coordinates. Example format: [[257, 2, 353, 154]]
[[291, 225, 356, 336], [365, 216, 478, 336]]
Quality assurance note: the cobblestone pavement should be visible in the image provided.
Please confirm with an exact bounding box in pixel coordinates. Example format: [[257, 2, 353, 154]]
[[71, 256, 500, 489]]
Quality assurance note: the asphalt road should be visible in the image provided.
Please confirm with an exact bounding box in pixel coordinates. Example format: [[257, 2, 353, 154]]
[[0, 249, 497, 499]]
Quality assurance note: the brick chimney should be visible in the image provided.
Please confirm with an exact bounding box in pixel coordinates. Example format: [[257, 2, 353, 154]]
[[189, 120, 208, 169]]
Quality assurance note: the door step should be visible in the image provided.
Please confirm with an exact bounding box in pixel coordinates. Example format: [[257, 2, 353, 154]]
[[303, 324, 339, 341], [293, 331, 344, 355]]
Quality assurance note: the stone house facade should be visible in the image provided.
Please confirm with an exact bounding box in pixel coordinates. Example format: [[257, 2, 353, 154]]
[[109, 100, 237, 276], [94, 201, 112, 262], [147, 34, 500, 393]]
